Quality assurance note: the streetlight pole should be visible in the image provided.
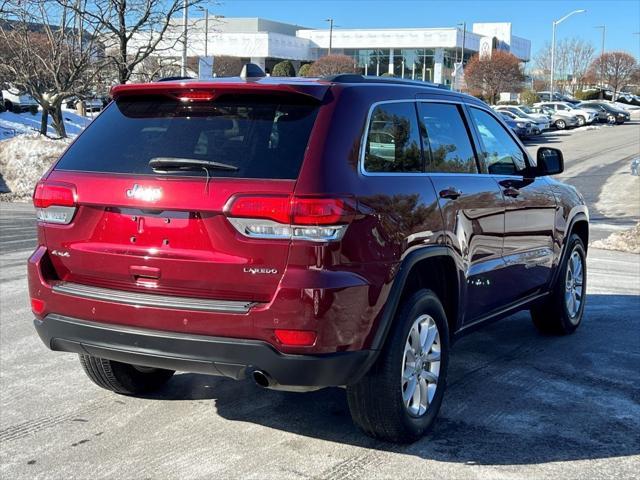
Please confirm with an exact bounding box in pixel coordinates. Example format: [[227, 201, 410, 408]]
[[595, 26, 605, 98], [181, 0, 189, 77], [550, 9, 586, 100], [456, 22, 466, 91], [197, 6, 209, 58], [326, 18, 334, 55]]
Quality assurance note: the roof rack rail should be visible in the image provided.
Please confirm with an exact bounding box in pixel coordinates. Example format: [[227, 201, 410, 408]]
[[322, 74, 448, 89]]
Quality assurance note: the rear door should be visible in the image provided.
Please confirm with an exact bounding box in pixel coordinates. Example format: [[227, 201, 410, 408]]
[[41, 92, 320, 303], [417, 101, 507, 323]]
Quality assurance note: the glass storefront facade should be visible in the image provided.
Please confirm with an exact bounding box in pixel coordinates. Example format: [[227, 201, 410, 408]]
[[315, 48, 474, 86]]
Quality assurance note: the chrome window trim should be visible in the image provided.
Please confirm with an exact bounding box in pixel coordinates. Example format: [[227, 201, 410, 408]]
[[358, 98, 533, 178]]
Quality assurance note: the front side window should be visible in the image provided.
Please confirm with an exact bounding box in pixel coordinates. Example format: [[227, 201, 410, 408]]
[[469, 107, 527, 175], [364, 102, 423, 173], [417, 103, 477, 173]]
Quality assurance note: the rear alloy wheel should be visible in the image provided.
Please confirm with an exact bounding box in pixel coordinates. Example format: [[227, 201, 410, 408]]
[[531, 234, 586, 335], [79, 355, 174, 395], [347, 289, 449, 443], [555, 119, 566, 130]]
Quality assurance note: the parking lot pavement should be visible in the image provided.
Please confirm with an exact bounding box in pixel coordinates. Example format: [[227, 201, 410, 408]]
[[1, 122, 639, 479]]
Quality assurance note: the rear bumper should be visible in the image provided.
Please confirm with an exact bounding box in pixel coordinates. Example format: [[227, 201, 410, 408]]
[[34, 314, 374, 388]]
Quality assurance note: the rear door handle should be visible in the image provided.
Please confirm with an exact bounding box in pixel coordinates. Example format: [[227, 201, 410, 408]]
[[439, 187, 462, 200], [502, 187, 520, 198]]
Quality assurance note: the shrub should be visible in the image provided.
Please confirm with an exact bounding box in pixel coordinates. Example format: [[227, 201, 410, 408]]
[[308, 54, 358, 77], [271, 60, 296, 77], [520, 90, 540, 105], [575, 89, 601, 101], [298, 63, 312, 77]]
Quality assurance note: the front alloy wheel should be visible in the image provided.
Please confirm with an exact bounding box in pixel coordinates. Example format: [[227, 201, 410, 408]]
[[577, 116, 585, 126], [556, 119, 566, 129], [565, 250, 584, 322]]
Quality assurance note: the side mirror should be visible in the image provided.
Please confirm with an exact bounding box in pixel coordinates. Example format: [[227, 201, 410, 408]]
[[535, 147, 564, 176]]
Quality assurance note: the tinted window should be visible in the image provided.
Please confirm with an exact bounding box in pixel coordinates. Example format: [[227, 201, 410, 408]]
[[364, 102, 423, 173], [469, 107, 526, 175], [417, 103, 477, 173], [56, 95, 319, 179]]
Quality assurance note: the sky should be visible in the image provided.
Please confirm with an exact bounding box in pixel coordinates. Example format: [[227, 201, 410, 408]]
[[210, 0, 640, 59]]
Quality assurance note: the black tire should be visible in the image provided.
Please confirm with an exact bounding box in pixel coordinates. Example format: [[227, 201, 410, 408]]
[[531, 234, 587, 335], [347, 289, 450, 443], [555, 119, 566, 129], [79, 355, 174, 395]]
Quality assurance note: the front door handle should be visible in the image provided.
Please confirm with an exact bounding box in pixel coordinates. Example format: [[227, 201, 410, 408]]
[[439, 187, 462, 200], [502, 187, 520, 198]]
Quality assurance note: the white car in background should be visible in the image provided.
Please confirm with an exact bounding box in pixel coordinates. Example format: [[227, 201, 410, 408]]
[[2, 88, 39, 113], [535, 101, 597, 127], [495, 105, 550, 132]]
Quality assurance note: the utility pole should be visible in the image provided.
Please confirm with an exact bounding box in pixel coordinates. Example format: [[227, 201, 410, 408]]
[[595, 26, 605, 99], [326, 18, 334, 55], [181, 0, 188, 77], [550, 9, 586, 100]]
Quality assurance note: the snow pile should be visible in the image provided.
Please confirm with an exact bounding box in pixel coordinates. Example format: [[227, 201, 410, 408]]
[[0, 109, 92, 140], [592, 223, 640, 254], [0, 134, 71, 200]]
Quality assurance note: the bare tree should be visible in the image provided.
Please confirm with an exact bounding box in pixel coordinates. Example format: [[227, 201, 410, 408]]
[[308, 54, 357, 77], [464, 51, 524, 104], [534, 38, 595, 92], [589, 51, 638, 99], [64, 0, 202, 85], [213, 56, 243, 77], [0, 1, 102, 137]]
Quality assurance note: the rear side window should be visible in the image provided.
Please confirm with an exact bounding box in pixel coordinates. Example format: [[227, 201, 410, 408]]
[[55, 95, 319, 179], [364, 102, 423, 173], [417, 103, 477, 173]]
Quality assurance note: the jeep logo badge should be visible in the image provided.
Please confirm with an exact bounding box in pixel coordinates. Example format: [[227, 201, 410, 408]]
[[126, 184, 162, 202]]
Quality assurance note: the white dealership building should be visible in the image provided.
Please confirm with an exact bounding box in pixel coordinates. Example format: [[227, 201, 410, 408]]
[[152, 17, 531, 87]]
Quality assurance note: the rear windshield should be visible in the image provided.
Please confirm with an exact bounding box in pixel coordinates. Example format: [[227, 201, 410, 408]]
[[56, 94, 319, 179]]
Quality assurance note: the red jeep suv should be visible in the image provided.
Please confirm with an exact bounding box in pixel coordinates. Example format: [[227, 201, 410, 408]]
[[29, 72, 589, 443]]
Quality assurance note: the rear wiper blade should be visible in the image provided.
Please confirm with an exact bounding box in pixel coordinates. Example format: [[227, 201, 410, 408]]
[[149, 157, 239, 172]]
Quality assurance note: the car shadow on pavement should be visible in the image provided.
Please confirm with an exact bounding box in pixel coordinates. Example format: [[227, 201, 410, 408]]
[[147, 294, 640, 465], [522, 133, 565, 146]]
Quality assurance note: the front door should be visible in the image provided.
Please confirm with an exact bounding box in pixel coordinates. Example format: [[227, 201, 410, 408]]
[[467, 107, 556, 305]]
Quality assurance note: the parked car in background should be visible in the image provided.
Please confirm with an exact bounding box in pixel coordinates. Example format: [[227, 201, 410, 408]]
[[577, 101, 630, 124], [28, 72, 590, 443], [498, 110, 536, 137], [535, 102, 597, 127], [2, 88, 39, 113], [537, 91, 580, 105], [531, 106, 579, 130], [495, 105, 550, 132], [66, 96, 104, 112]]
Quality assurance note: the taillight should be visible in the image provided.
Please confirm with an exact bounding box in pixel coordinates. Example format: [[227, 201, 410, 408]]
[[33, 181, 77, 224], [225, 195, 355, 242]]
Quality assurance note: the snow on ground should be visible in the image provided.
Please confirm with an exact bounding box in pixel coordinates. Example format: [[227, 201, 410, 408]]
[[0, 134, 71, 200], [0, 108, 92, 140], [0, 107, 92, 199], [592, 223, 640, 254]]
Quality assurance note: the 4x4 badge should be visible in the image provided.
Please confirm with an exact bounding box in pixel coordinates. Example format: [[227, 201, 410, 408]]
[[126, 184, 162, 202]]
